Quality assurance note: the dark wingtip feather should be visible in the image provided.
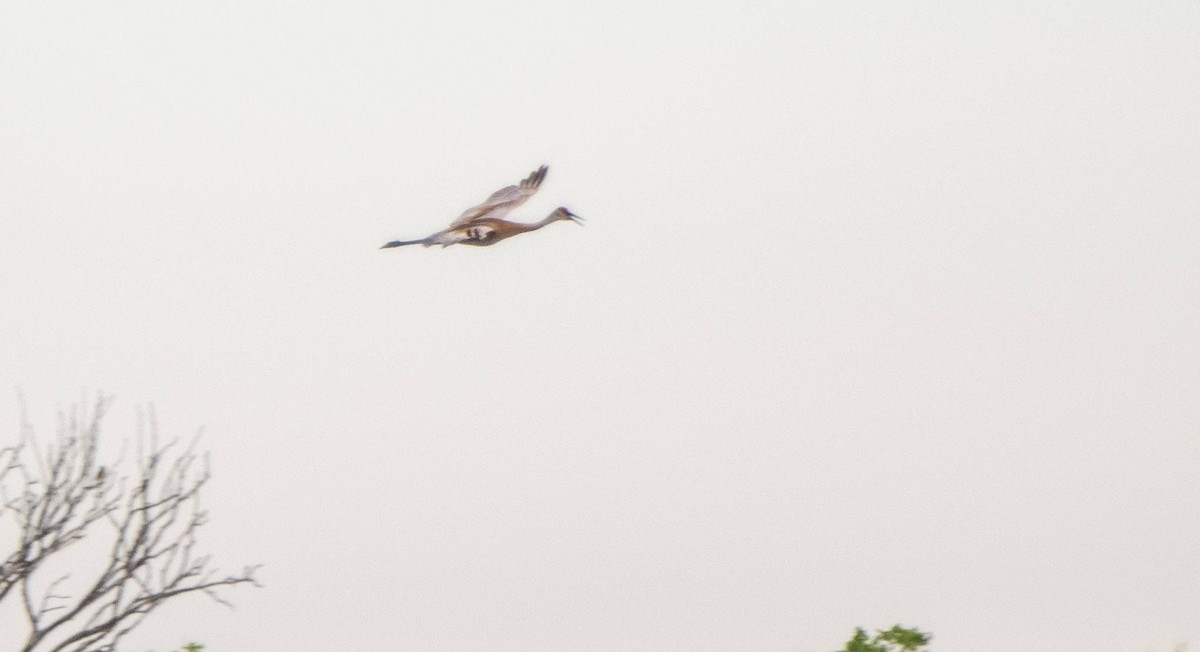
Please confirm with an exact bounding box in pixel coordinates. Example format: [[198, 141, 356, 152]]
[[526, 164, 548, 188]]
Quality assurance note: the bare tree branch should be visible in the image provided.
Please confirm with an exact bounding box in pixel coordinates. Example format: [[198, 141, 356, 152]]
[[0, 395, 260, 652]]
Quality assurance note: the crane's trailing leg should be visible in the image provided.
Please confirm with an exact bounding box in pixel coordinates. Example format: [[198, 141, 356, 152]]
[[380, 239, 427, 249]]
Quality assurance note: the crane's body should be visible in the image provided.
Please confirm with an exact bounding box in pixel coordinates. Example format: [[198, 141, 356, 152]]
[[382, 165, 582, 249]]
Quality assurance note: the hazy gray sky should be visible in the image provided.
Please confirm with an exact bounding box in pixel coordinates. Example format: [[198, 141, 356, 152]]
[[2, 1, 1198, 650]]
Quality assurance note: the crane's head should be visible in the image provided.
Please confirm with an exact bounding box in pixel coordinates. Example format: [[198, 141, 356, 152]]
[[554, 207, 584, 225]]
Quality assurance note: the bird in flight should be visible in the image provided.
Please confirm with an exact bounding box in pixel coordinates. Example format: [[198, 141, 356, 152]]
[[381, 165, 583, 249]]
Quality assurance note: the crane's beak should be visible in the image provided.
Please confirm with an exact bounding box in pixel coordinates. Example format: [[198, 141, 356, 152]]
[[566, 210, 584, 225]]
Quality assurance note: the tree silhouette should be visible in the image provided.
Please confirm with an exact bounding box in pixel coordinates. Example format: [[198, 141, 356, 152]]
[[0, 396, 258, 652], [839, 625, 931, 652]]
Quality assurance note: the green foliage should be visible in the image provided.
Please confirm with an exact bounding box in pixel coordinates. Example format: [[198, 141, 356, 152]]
[[839, 625, 931, 652], [843, 628, 886, 652]]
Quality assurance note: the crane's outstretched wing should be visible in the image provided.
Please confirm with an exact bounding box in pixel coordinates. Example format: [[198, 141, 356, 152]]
[[449, 165, 548, 227]]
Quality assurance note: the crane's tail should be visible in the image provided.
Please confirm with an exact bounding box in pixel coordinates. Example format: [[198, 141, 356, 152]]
[[380, 239, 425, 249]]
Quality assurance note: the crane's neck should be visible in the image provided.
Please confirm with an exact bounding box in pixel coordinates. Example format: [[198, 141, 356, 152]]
[[512, 213, 559, 232]]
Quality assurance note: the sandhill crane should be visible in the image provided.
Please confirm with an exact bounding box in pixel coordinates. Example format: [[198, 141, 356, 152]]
[[381, 165, 582, 249]]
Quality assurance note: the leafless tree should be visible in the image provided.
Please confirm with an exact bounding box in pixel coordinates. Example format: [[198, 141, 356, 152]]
[[0, 396, 259, 652]]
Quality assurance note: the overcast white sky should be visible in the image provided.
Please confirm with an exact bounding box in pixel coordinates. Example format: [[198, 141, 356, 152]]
[[1, 1, 1198, 650]]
